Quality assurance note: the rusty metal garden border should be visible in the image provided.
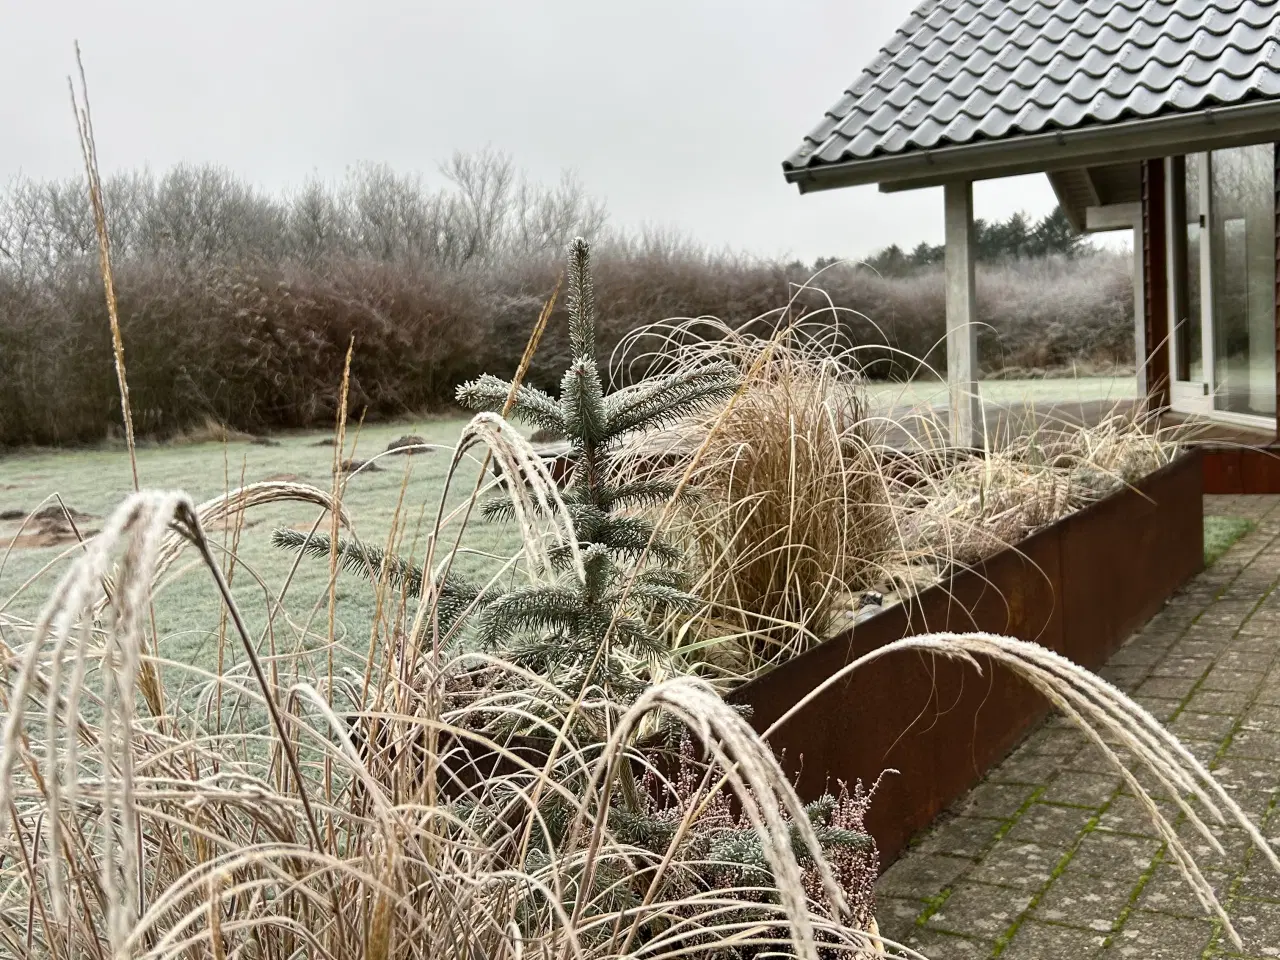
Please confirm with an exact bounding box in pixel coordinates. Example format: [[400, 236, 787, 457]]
[[732, 450, 1204, 866]]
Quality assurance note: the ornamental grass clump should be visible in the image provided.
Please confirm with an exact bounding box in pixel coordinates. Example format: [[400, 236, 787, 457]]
[[0, 441, 897, 960], [683, 328, 890, 668]]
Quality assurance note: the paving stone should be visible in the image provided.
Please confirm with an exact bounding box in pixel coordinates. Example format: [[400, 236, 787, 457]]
[[1214, 759, 1280, 812], [1021, 727, 1089, 756], [1108, 910, 1215, 958], [1149, 655, 1215, 680], [1225, 630, 1280, 650], [1235, 848, 1280, 902], [1257, 677, 1280, 706], [1133, 864, 1232, 918], [1175, 824, 1253, 874], [1134, 696, 1183, 723], [1136, 675, 1201, 701], [1004, 803, 1096, 849], [968, 841, 1061, 890], [1168, 711, 1238, 743], [914, 815, 1006, 859], [888, 927, 988, 958], [1109, 642, 1170, 668], [988, 748, 1066, 786], [1202, 667, 1267, 695], [1218, 649, 1276, 673], [1224, 728, 1280, 761], [1032, 868, 1133, 932], [1067, 830, 1162, 878], [1198, 607, 1253, 629], [1040, 772, 1123, 809], [1066, 743, 1129, 775], [1095, 795, 1176, 838], [1098, 664, 1148, 692], [924, 881, 1031, 938], [1167, 639, 1228, 660], [1184, 738, 1224, 765], [1143, 612, 1197, 636], [875, 896, 926, 944], [1213, 899, 1280, 957], [878, 853, 971, 899], [1116, 762, 1182, 800], [1187, 687, 1255, 716], [1241, 704, 1280, 732], [950, 782, 1035, 820], [998, 919, 1106, 960]]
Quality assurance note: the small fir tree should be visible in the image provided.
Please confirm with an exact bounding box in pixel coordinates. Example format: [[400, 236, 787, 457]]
[[274, 238, 740, 701], [456, 237, 740, 698]]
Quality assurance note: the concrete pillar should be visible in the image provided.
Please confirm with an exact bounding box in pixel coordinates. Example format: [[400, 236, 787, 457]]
[[944, 180, 981, 448]]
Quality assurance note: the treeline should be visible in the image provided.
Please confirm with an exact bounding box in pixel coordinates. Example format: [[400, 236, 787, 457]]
[[834, 208, 1093, 278], [0, 157, 1134, 446]]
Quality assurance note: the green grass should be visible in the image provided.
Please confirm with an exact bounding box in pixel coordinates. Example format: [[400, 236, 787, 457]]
[[1204, 515, 1255, 567], [865, 375, 1135, 410], [0, 374, 1145, 701], [0, 414, 525, 698]]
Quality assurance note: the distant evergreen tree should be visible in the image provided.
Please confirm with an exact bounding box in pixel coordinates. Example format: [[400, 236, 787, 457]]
[[864, 243, 910, 276], [909, 240, 944, 268], [1027, 207, 1088, 259], [852, 205, 1090, 274]]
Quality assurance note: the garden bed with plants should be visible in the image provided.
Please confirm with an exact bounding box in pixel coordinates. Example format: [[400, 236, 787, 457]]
[[9, 232, 1268, 960], [732, 449, 1204, 864]]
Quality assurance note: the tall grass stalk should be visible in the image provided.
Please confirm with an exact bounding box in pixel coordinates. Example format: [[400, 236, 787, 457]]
[[69, 43, 138, 489]]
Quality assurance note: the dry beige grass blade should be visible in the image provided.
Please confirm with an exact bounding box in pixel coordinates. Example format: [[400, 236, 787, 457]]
[[0, 485, 905, 960], [761, 631, 1279, 951], [663, 325, 890, 648], [417, 279, 561, 663], [69, 43, 137, 492], [605, 312, 1185, 689], [81, 480, 352, 622]]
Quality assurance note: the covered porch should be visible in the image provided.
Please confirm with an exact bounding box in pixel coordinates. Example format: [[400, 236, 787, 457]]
[[781, 1, 1280, 468], [788, 128, 1280, 457]]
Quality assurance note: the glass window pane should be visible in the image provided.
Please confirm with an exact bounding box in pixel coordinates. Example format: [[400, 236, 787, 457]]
[[1171, 155, 1203, 383], [1210, 144, 1276, 417]]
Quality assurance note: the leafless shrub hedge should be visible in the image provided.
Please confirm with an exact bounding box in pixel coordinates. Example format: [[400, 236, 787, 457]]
[[0, 157, 1133, 446]]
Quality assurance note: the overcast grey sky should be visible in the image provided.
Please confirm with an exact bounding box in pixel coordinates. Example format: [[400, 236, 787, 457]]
[[1, 0, 1074, 262]]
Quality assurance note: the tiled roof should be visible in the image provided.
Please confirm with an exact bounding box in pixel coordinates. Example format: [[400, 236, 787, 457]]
[[784, 0, 1280, 172]]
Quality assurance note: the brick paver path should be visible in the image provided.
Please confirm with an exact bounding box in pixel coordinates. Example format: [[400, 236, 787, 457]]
[[877, 495, 1280, 959]]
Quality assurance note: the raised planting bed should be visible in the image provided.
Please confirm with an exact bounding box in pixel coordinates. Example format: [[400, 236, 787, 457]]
[[732, 449, 1204, 867]]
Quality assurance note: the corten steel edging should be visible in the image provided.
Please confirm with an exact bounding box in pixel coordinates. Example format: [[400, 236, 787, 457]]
[[1201, 445, 1280, 494], [732, 451, 1204, 867]]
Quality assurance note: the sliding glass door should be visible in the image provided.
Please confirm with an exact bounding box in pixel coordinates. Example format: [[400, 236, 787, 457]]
[[1168, 147, 1276, 424]]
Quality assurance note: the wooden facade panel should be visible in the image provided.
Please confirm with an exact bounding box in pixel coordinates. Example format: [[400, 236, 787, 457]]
[[1142, 159, 1170, 408], [1274, 142, 1279, 438]]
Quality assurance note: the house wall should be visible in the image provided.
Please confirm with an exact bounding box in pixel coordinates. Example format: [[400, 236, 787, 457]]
[[1147, 147, 1280, 491]]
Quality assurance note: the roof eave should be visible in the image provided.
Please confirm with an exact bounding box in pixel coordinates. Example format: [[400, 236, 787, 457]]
[[784, 99, 1280, 194]]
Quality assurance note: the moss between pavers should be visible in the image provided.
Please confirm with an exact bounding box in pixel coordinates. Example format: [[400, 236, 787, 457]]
[[1204, 516, 1255, 567]]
